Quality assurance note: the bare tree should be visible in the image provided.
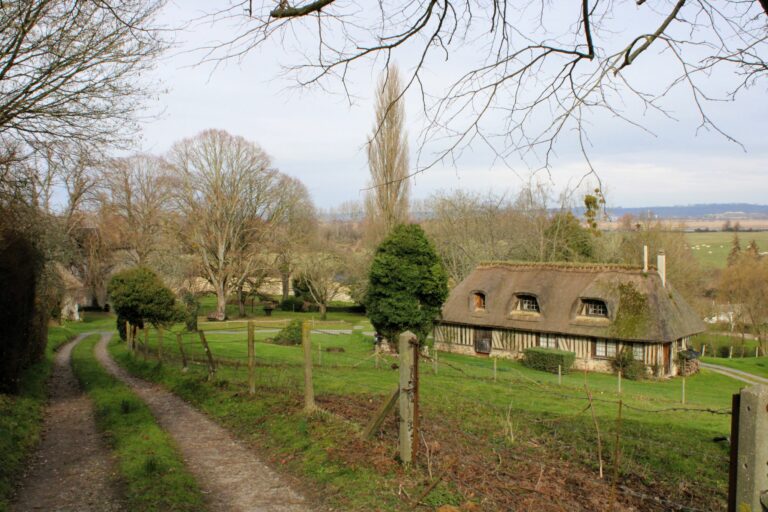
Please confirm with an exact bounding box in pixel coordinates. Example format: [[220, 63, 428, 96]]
[[100, 154, 173, 267], [170, 129, 285, 320], [365, 65, 410, 243], [202, 1, 766, 174], [719, 250, 768, 352], [296, 248, 345, 320], [272, 176, 317, 301], [0, 1, 166, 150]]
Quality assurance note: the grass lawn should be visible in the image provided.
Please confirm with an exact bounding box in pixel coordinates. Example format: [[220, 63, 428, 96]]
[[116, 316, 744, 511], [692, 332, 762, 358], [684, 231, 768, 269], [0, 325, 76, 512], [71, 335, 206, 511]]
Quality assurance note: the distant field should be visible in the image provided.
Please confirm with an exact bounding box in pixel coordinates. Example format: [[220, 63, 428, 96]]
[[684, 231, 768, 268]]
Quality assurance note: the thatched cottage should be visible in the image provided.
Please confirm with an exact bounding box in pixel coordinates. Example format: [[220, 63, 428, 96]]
[[434, 254, 705, 377]]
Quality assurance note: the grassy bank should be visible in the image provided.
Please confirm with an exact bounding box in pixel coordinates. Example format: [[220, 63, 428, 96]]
[[0, 325, 75, 512], [71, 335, 206, 512], [115, 325, 741, 511], [701, 356, 768, 379]]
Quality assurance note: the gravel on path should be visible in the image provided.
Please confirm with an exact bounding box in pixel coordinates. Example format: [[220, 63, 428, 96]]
[[11, 334, 124, 512], [93, 332, 313, 512]]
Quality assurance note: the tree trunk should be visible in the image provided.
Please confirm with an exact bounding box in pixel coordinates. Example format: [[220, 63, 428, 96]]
[[319, 302, 327, 321], [214, 284, 227, 321], [281, 270, 290, 302], [237, 284, 246, 318]]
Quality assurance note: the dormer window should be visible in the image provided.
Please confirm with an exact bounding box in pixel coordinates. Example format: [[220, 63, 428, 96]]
[[516, 294, 540, 313], [472, 292, 486, 312], [582, 299, 608, 317]]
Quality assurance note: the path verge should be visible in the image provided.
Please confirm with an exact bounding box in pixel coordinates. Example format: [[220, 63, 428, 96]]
[[94, 332, 312, 512], [700, 362, 768, 386], [10, 334, 123, 512]]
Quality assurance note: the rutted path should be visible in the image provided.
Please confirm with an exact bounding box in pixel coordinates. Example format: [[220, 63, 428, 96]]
[[93, 332, 312, 512], [11, 334, 123, 512], [700, 362, 768, 386]]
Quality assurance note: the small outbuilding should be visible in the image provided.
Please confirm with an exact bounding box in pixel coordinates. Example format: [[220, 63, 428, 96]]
[[434, 256, 705, 377]]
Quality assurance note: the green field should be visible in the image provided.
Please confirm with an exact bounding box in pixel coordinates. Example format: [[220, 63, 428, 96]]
[[684, 231, 768, 268], [115, 312, 748, 511]]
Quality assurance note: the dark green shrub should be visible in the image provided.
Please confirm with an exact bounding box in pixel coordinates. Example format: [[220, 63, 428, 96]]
[[117, 315, 127, 341], [279, 296, 303, 312], [717, 345, 731, 358], [610, 348, 646, 380], [522, 347, 575, 374], [273, 319, 302, 345]]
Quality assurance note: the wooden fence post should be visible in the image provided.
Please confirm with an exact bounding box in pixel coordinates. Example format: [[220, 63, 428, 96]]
[[197, 330, 217, 380], [143, 326, 149, 361], [247, 321, 255, 395], [729, 384, 768, 512], [302, 321, 316, 413], [398, 331, 416, 465], [157, 326, 164, 363], [433, 349, 438, 375], [730, 346, 733, 359], [558, 364, 562, 385], [681, 360, 686, 405], [126, 320, 132, 350], [618, 370, 622, 395], [493, 356, 497, 382], [175, 333, 188, 372]]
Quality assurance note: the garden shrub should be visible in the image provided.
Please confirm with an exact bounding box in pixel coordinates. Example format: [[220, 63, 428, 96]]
[[610, 348, 646, 380], [181, 292, 199, 332], [273, 319, 302, 345], [279, 296, 304, 312], [522, 347, 575, 374], [717, 345, 731, 358]]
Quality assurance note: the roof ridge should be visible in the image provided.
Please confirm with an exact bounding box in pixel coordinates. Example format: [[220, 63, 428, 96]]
[[478, 260, 652, 273]]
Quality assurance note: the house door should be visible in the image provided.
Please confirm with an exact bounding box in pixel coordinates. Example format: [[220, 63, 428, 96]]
[[663, 343, 671, 375], [474, 328, 492, 355]]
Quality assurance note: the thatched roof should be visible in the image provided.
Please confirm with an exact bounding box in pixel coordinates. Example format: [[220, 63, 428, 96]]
[[440, 262, 705, 343]]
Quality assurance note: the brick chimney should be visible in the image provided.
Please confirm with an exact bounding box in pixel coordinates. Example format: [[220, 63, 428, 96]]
[[643, 245, 649, 273]]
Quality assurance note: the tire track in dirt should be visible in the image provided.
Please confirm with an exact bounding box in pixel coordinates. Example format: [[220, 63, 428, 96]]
[[11, 334, 124, 512], [93, 332, 312, 512]]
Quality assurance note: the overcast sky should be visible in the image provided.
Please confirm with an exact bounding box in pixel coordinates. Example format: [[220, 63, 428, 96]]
[[138, 1, 768, 211]]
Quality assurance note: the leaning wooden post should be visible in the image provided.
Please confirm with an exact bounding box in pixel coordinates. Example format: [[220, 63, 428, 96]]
[[197, 330, 217, 380], [730, 384, 768, 512], [701, 344, 706, 357], [157, 326, 164, 363], [175, 332, 188, 372], [247, 321, 255, 395], [398, 331, 416, 465], [302, 321, 316, 413], [730, 346, 733, 359]]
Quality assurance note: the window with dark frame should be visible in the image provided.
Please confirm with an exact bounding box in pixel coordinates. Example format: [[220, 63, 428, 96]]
[[582, 299, 608, 317], [517, 294, 540, 312], [540, 333, 557, 349], [594, 339, 617, 358], [472, 292, 486, 311], [632, 343, 644, 361]]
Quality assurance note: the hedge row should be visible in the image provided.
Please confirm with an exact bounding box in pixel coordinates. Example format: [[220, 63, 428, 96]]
[[522, 347, 576, 374]]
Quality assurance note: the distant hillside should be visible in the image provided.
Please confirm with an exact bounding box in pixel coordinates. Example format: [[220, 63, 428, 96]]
[[605, 203, 768, 220]]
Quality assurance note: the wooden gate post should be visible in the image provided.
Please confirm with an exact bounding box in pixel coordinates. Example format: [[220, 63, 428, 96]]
[[247, 320, 255, 395], [729, 384, 768, 512], [398, 331, 416, 465], [302, 320, 316, 412], [175, 332, 188, 371]]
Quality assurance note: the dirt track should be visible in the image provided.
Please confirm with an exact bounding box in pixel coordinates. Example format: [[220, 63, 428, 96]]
[[93, 332, 312, 512], [11, 334, 123, 512]]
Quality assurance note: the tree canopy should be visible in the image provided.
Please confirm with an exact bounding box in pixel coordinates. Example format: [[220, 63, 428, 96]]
[[108, 267, 177, 329], [366, 224, 448, 343]]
